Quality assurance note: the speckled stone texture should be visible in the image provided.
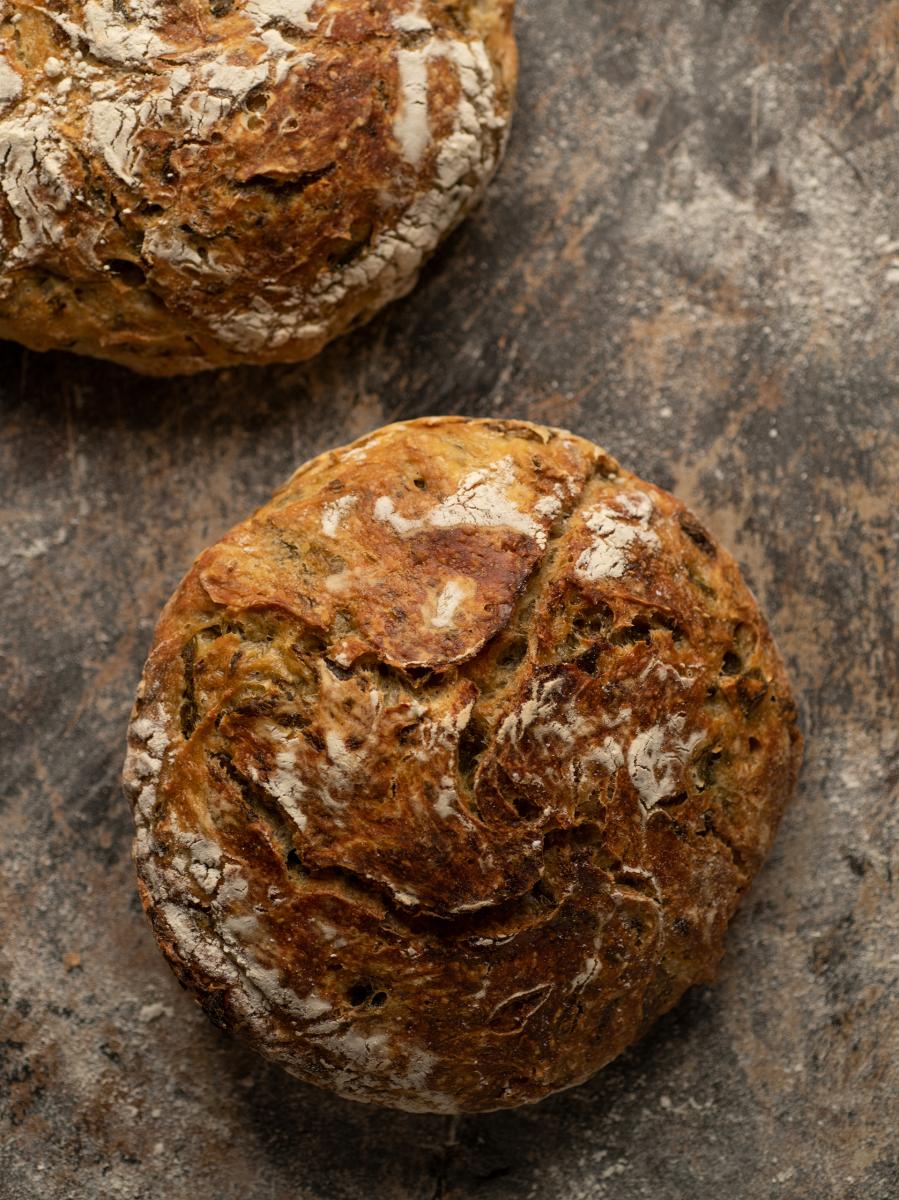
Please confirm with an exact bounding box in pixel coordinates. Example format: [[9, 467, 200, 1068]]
[[0, 1, 896, 1198]]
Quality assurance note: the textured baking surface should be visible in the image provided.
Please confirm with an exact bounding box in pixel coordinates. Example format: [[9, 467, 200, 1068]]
[[0, 0, 515, 372], [125, 417, 800, 1112], [1, 0, 897, 1192]]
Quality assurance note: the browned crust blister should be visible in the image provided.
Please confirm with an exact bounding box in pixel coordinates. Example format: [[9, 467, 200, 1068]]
[[124, 417, 802, 1113], [0, 1, 516, 374]]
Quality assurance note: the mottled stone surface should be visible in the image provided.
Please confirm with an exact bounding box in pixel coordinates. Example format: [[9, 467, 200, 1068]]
[[1, 1, 897, 1198]]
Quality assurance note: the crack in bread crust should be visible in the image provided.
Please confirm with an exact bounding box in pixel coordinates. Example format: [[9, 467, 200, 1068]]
[[124, 416, 802, 1112]]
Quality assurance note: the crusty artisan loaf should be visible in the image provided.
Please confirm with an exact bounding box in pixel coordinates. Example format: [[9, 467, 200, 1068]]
[[124, 417, 802, 1112], [0, 1, 515, 375]]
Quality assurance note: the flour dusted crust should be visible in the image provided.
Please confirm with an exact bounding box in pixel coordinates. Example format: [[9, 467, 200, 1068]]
[[124, 417, 802, 1112], [0, 1, 515, 374]]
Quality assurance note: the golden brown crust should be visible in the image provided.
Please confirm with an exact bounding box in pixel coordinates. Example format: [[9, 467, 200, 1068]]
[[124, 417, 802, 1112], [0, 1, 516, 374]]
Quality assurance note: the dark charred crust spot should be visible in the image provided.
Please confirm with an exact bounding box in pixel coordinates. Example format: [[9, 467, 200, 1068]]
[[573, 643, 601, 673], [609, 617, 654, 646], [324, 658, 354, 680], [572, 601, 615, 634], [504, 782, 544, 821], [179, 637, 201, 739], [721, 650, 742, 675], [606, 609, 684, 647], [301, 728, 325, 753], [655, 790, 689, 809], [457, 717, 489, 786], [277, 708, 313, 729], [693, 747, 724, 792], [347, 981, 374, 1006], [285, 848, 303, 874], [235, 163, 336, 198], [589, 454, 620, 480], [104, 258, 147, 288], [496, 636, 528, 672]]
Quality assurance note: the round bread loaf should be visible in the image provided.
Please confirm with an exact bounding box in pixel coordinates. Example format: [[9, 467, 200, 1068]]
[[124, 417, 802, 1112], [0, 1, 515, 374]]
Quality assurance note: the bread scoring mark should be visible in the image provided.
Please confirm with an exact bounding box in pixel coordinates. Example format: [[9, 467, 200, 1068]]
[[374, 457, 551, 546], [575, 492, 661, 583], [320, 494, 358, 538], [627, 716, 705, 810]]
